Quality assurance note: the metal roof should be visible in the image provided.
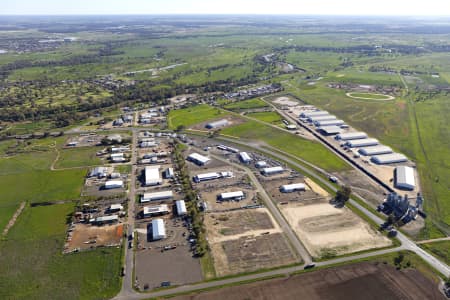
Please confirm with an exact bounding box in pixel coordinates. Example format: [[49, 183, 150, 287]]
[[395, 166, 415, 189], [371, 153, 408, 164], [141, 190, 173, 202], [314, 119, 345, 127], [262, 166, 284, 174], [176, 200, 187, 215], [336, 132, 368, 140], [220, 191, 244, 199], [280, 183, 306, 192], [152, 219, 166, 239], [145, 166, 162, 185], [346, 138, 379, 148], [239, 152, 252, 162], [317, 125, 342, 135], [188, 153, 210, 164], [358, 145, 393, 156], [143, 204, 169, 215]]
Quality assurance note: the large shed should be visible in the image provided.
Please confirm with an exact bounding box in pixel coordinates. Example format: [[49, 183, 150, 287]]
[[358, 145, 393, 156], [143, 204, 169, 217], [394, 166, 416, 190], [314, 119, 345, 127], [346, 138, 379, 148], [206, 119, 229, 129], [104, 180, 124, 189], [176, 200, 188, 216], [308, 115, 337, 123], [219, 191, 245, 201], [152, 219, 166, 240], [261, 166, 284, 176], [187, 153, 210, 166], [371, 153, 408, 164], [300, 110, 329, 118], [335, 132, 368, 140], [141, 190, 173, 203], [280, 183, 306, 193], [144, 166, 162, 186], [317, 125, 342, 136], [239, 152, 252, 164]]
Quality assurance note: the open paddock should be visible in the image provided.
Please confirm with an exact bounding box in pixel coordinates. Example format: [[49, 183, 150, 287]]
[[280, 202, 391, 258], [190, 115, 246, 131], [209, 232, 299, 277]]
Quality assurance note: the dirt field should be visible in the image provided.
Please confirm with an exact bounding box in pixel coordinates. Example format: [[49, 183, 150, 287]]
[[280, 201, 391, 258], [173, 262, 445, 300], [65, 223, 123, 252], [272, 96, 299, 107], [210, 232, 298, 277], [204, 208, 281, 242]]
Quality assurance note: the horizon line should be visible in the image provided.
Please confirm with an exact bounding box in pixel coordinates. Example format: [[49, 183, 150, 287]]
[[1, 13, 450, 17]]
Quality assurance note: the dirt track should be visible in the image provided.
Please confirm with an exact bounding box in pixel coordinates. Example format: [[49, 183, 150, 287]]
[[173, 261, 445, 300]]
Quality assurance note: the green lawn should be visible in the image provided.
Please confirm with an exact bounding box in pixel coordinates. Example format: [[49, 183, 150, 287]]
[[0, 203, 122, 300], [246, 111, 283, 125], [55, 147, 103, 169], [168, 104, 229, 129], [221, 121, 350, 172], [224, 98, 269, 110], [420, 241, 450, 265]]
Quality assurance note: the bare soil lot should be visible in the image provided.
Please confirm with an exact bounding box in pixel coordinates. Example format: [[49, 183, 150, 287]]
[[210, 233, 298, 277], [65, 134, 104, 148], [173, 262, 444, 300], [280, 201, 391, 258], [65, 223, 123, 252], [272, 96, 300, 107], [135, 216, 202, 290], [204, 208, 281, 242]]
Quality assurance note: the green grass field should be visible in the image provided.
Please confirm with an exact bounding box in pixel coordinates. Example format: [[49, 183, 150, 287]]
[[246, 111, 283, 125], [168, 104, 229, 129], [223, 98, 269, 110], [420, 241, 450, 265], [347, 92, 393, 100], [54, 147, 103, 169], [0, 203, 122, 300], [221, 120, 350, 172]]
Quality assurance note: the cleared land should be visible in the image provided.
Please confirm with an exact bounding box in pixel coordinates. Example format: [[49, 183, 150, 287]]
[[168, 104, 230, 129], [346, 92, 395, 101], [223, 98, 269, 110], [173, 260, 445, 300]]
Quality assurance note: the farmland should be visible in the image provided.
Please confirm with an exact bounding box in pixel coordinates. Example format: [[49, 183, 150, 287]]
[[168, 104, 229, 129]]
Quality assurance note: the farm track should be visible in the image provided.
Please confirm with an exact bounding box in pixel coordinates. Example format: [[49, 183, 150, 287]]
[[2, 201, 26, 236]]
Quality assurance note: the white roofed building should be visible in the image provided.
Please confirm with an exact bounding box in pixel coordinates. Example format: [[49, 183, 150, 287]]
[[346, 138, 379, 148], [187, 153, 210, 166], [152, 219, 166, 240], [239, 152, 252, 163], [141, 190, 173, 203], [143, 204, 169, 218], [280, 183, 306, 193], [176, 200, 187, 216], [335, 132, 368, 140], [358, 145, 393, 156], [394, 166, 416, 190], [371, 153, 408, 164], [104, 180, 124, 189], [206, 119, 229, 129], [218, 191, 245, 201], [144, 166, 162, 186], [261, 166, 284, 176]]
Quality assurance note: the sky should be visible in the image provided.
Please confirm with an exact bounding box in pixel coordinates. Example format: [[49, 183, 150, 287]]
[[2, 0, 450, 16]]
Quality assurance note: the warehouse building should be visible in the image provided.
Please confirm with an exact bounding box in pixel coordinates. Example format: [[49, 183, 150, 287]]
[[144, 166, 162, 186], [371, 153, 408, 164], [255, 161, 267, 168], [110, 153, 126, 162], [308, 115, 337, 123], [104, 180, 124, 189], [107, 204, 123, 213], [335, 132, 368, 140], [140, 141, 157, 148], [317, 125, 342, 136], [89, 167, 108, 178], [92, 215, 119, 225], [206, 119, 229, 129], [193, 171, 233, 183], [143, 204, 169, 218], [187, 153, 210, 166], [141, 190, 173, 203], [314, 119, 345, 127], [394, 166, 416, 190], [218, 191, 245, 201], [261, 166, 284, 176], [217, 145, 239, 153], [358, 145, 393, 156], [346, 138, 379, 148], [300, 110, 329, 118], [164, 167, 174, 179], [280, 183, 306, 193], [176, 200, 187, 216], [152, 219, 166, 240], [239, 151, 252, 164]]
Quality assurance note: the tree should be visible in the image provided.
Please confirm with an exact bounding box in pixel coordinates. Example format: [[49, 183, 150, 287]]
[[175, 125, 185, 132], [335, 185, 351, 206]]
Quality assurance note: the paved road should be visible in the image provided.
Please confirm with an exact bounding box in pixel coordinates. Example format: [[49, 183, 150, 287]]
[[116, 129, 138, 299]]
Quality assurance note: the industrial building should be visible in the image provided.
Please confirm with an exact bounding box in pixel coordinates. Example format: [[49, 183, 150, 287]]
[[261, 166, 284, 176], [358, 145, 393, 156], [255, 161, 267, 168], [217, 145, 239, 153], [394, 166, 416, 190], [92, 215, 119, 225], [314, 119, 345, 127], [176, 200, 187, 216], [346, 138, 379, 148], [89, 167, 108, 178], [110, 153, 126, 162], [335, 132, 368, 140], [206, 119, 229, 129], [239, 152, 252, 164], [164, 167, 174, 179], [193, 171, 233, 183], [140, 141, 157, 148], [104, 180, 124, 189], [144, 166, 162, 186], [108, 204, 123, 212], [317, 125, 342, 136], [378, 193, 423, 225], [300, 110, 329, 118], [218, 191, 245, 201], [308, 115, 337, 123], [141, 190, 173, 203], [143, 204, 169, 218], [152, 219, 166, 240], [187, 153, 210, 166], [371, 153, 408, 164], [280, 183, 306, 193]]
